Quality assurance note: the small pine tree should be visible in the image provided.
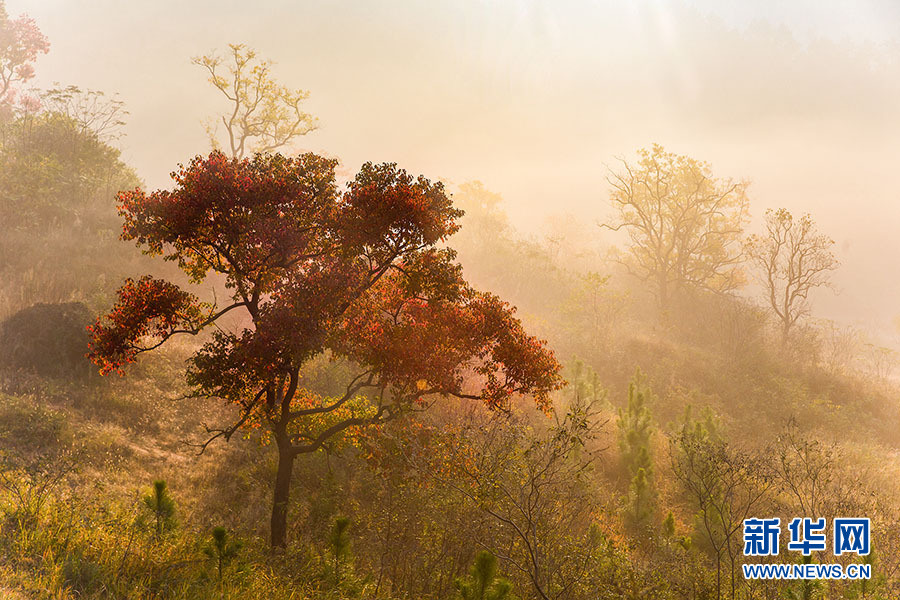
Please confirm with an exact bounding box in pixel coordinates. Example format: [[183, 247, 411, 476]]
[[570, 359, 605, 405], [627, 467, 655, 529], [455, 551, 514, 600], [329, 516, 352, 584], [785, 554, 821, 600], [617, 370, 657, 532], [679, 404, 721, 445], [204, 526, 242, 582], [662, 511, 692, 549], [142, 480, 175, 539], [663, 511, 676, 538], [848, 551, 884, 599]]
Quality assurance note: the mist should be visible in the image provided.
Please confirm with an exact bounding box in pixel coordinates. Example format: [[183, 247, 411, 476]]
[[11, 0, 900, 334], [2, 1, 900, 597]]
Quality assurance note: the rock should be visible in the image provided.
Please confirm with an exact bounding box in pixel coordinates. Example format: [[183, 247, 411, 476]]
[[0, 302, 93, 378]]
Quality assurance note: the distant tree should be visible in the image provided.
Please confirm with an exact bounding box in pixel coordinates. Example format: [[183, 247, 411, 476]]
[[0, 0, 49, 112], [819, 320, 861, 376], [602, 145, 749, 312], [88, 151, 563, 548], [711, 296, 769, 369], [863, 342, 896, 384], [745, 208, 838, 344], [0, 106, 141, 317], [563, 273, 626, 356], [455, 551, 514, 600], [0, 39, 136, 319], [38, 85, 128, 140], [450, 182, 522, 294], [617, 371, 656, 532], [568, 359, 605, 406], [193, 44, 317, 158]]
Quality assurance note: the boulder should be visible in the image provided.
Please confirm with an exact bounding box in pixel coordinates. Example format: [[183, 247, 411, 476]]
[[0, 302, 93, 378]]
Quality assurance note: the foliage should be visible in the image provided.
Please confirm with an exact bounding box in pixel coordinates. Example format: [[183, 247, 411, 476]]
[[617, 371, 654, 476], [0, 105, 143, 318], [0, 10, 130, 318], [38, 85, 128, 140], [0, 0, 48, 111], [327, 516, 351, 584], [617, 370, 657, 533], [563, 272, 627, 351], [603, 144, 749, 310], [193, 43, 317, 158], [0, 483, 301, 599], [0, 447, 78, 528], [87, 150, 563, 547], [568, 359, 605, 406], [420, 399, 604, 600], [671, 408, 772, 600], [0, 29, 895, 595], [0, 201, 897, 600]]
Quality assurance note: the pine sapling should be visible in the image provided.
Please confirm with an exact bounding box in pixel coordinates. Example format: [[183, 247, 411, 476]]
[[328, 516, 351, 585], [617, 370, 657, 532], [204, 526, 242, 582], [455, 551, 514, 600], [142, 479, 175, 539]]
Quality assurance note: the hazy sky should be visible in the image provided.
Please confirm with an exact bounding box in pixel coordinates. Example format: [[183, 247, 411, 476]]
[[9, 0, 900, 335]]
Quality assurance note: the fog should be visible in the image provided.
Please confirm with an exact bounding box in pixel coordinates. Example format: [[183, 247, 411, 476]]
[[6, 3, 900, 595], [11, 0, 900, 333]]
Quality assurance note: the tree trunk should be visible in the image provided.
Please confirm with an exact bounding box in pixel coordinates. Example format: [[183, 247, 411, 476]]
[[658, 273, 670, 314], [270, 443, 295, 549], [780, 319, 791, 349]]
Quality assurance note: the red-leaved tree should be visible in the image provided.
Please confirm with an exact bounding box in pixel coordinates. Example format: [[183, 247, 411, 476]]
[[88, 151, 563, 548]]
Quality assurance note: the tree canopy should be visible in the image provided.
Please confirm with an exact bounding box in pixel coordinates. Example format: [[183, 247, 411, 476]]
[[88, 150, 563, 547], [0, 0, 48, 112], [604, 145, 749, 311], [0, 97, 141, 317], [193, 44, 317, 158]]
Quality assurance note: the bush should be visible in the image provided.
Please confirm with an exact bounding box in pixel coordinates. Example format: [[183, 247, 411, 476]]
[[0, 302, 93, 379]]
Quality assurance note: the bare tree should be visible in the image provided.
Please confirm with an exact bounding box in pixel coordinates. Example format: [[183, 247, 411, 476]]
[[409, 399, 606, 600], [602, 144, 749, 312], [38, 85, 128, 140], [818, 320, 861, 376], [864, 342, 896, 383], [772, 421, 838, 518], [671, 426, 772, 600], [0, 447, 81, 527], [745, 208, 838, 344], [192, 43, 317, 158]]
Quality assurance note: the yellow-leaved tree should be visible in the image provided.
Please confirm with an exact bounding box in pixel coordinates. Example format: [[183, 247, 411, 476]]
[[603, 144, 749, 312]]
